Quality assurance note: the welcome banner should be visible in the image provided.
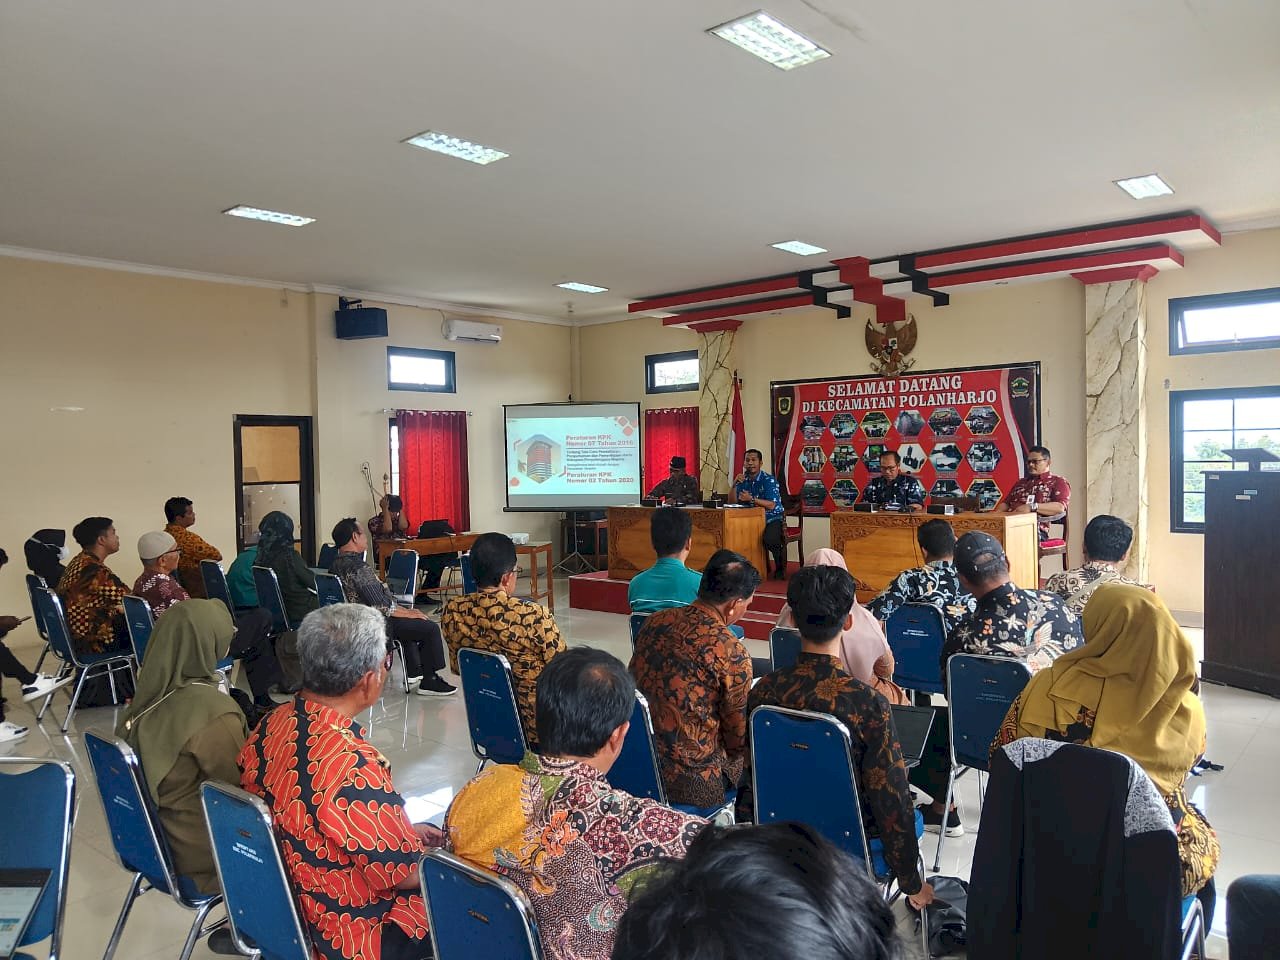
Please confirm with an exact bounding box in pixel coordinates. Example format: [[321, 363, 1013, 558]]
[[770, 362, 1041, 516]]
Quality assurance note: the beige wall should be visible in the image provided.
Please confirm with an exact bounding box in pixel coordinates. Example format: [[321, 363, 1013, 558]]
[[578, 315, 699, 412]]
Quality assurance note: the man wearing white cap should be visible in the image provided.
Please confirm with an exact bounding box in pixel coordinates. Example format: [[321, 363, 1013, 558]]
[[132, 531, 188, 618]]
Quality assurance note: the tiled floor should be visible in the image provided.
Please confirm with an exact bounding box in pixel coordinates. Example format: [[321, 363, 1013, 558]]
[[1, 584, 1259, 958]]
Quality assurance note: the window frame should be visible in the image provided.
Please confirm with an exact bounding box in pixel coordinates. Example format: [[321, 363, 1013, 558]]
[[1169, 384, 1280, 534], [387, 346, 457, 393], [1168, 285, 1280, 356], [645, 349, 700, 394]]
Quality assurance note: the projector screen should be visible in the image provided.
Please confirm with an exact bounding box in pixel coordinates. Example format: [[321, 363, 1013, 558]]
[[504, 402, 642, 511]]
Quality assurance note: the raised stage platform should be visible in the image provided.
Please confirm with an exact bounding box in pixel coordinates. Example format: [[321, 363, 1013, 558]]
[[568, 565, 798, 642]]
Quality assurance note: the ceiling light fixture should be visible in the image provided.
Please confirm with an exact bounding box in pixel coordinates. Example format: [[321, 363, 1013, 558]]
[[403, 130, 509, 165], [556, 281, 609, 294], [771, 239, 828, 256], [222, 205, 315, 226], [1114, 174, 1174, 199], [708, 11, 831, 70]]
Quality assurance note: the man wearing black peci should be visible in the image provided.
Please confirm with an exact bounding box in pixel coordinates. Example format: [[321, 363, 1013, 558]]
[[647, 456, 700, 505]]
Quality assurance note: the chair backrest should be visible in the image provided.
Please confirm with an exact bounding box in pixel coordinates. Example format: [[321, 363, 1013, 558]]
[[82, 732, 183, 901], [316, 543, 338, 571], [420, 849, 543, 960], [0, 758, 74, 959], [200, 560, 236, 618], [458, 648, 527, 766], [314, 573, 347, 607], [121, 595, 155, 666], [385, 549, 419, 603], [604, 692, 665, 802], [749, 705, 873, 874], [769, 626, 802, 671], [201, 781, 313, 960], [628, 613, 649, 652], [885, 603, 947, 694], [252, 565, 292, 633], [25, 572, 50, 641], [460, 552, 477, 594], [33, 587, 81, 668], [947, 654, 1033, 772]]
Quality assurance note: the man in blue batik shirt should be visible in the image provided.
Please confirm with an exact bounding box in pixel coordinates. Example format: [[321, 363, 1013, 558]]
[[860, 451, 926, 511], [733, 449, 786, 578]]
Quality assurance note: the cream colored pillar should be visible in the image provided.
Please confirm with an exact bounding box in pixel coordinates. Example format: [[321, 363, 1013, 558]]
[[697, 326, 739, 494], [1083, 276, 1150, 580]]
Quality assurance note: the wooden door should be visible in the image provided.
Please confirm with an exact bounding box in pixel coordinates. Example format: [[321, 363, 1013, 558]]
[[233, 415, 315, 562]]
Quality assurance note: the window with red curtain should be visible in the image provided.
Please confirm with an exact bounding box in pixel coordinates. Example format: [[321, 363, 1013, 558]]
[[643, 406, 699, 495], [395, 410, 471, 531]]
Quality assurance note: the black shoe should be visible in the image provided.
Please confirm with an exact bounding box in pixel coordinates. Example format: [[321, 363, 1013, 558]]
[[415, 673, 458, 697], [208, 927, 250, 956], [919, 804, 963, 837]]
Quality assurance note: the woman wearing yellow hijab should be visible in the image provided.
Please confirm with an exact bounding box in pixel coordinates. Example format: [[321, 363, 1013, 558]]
[[991, 584, 1219, 900]]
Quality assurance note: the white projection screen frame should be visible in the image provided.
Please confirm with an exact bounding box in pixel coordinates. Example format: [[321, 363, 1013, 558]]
[[503, 402, 642, 511]]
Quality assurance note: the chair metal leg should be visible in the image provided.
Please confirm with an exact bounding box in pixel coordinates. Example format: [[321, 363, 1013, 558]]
[[107, 662, 118, 703], [61, 666, 95, 734], [33, 641, 51, 675], [932, 766, 956, 871], [176, 898, 220, 960], [101, 873, 145, 960], [475, 757, 488, 776]]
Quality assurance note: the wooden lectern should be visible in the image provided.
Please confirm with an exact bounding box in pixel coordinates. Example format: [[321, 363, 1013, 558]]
[[607, 506, 767, 580], [1202, 450, 1280, 697]]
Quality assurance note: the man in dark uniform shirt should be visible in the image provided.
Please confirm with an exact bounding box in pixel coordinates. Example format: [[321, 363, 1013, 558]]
[[859, 451, 926, 511], [647, 456, 700, 504]]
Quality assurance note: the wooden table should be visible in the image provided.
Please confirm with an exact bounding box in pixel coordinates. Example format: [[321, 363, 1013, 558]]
[[829, 510, 1039, 604], [375, 535, 555, 609], [607, 506, 767, 581]]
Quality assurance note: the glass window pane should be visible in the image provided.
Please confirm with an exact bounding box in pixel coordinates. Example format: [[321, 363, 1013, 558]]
[[1182, 492, 1205, 525], [1182, 431, 1233, 461], [1232, 430, 1280, 456], [653, 358, 699, 387], [389, 424, 400, 495], [1181, 399, 1234, 431], [1233, 395, 1280, 430], [389, 353, 446, 386], [1182, 300, 1280, 345]]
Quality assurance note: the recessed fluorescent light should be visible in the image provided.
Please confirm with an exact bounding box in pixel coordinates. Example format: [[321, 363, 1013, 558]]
[[771, 239, 828, 256], [403, 130, 509, 165], [556, 281, 609, 294], [708, 11, 831, 70], [1114, 174, 1174, 199], [222, 205, 315, 226]]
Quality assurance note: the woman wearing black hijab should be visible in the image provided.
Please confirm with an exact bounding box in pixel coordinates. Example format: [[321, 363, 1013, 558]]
[[24, 528, 67, 586]]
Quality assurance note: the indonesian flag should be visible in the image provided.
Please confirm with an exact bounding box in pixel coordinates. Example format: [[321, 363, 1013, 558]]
[[727, 376, 746, 481]]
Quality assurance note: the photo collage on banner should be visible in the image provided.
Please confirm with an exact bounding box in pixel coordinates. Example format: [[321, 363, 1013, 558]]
[[770, 363, 1041, 516]]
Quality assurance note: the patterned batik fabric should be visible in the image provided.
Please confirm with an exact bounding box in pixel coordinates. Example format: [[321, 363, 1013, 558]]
[[943, 582, 1083, 674], [238, 699, 429, 960], [1002, 473, 1072, 537], [736, 652, 924, 894], [648, 472, 700, 504], [447, 754, 706, 960], [859, 474, 927, 509], [56, 551, 130, 654], [441, 590, 566, 744], [131, 571, 189, 619], [733, 470, 785, 522], [330, 552, 394, 615], [867, 559, 976, 633], [366, 512, 410, 540], [628, 605, 753, 808], [1043, 561, 1151, 616], [165, 523, 222, 598]]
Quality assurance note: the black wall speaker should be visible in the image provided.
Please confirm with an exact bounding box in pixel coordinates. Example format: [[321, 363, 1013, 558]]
[[335, 306, 388, 340]]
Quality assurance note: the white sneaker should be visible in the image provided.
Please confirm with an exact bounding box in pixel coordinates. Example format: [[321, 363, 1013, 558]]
[[406, 676, 423, 688], [0, 721, 29, 743], [21, 673, 74, 703]]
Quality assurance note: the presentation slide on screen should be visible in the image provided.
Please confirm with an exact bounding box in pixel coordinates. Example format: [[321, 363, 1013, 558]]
[[504, 402, 642, 510]]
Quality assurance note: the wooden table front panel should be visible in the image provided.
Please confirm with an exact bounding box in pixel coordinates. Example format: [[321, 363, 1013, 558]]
[[608, 507, 767, 581]]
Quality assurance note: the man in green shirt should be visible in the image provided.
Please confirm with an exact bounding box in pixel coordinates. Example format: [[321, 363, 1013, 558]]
[[628, 507, 702, 613]]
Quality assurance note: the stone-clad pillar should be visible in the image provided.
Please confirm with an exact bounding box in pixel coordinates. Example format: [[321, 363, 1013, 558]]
[[1083, 272, 1152, 580], [697, 326, 739, 495]]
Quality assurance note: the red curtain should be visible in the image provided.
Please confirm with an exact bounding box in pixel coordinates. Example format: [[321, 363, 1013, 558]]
[[643, 407, 699, 494], [396, 410, 471, 531]]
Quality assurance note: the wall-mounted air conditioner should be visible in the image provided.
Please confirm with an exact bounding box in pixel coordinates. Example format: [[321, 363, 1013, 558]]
[[443, 317, 503, 344]]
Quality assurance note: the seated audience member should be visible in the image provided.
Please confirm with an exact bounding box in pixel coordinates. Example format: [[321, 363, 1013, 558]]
[[328, 517, 455, 696], [860, 450, 927, 512], [867, 518, 975, 633], [118, 600, 247, 955], [1228, 874, 1280, 960], [254, 511, 313, 689], [629, 549, 756, 811], [240, 604, 444, 960], [442, 532, 565, 744], [647, 455, 699, 504], [628, 506, 702, 613], [369, 493, 411, 540], [1044, 514, 1151, 615], [742, 565, 933, 907], [998, 445, 1070, 540], [24, 528, 69, 586], [57, 516, 130, 656], [612, 822, 901, 960], [132, 531, 188, 617], [0, 548, 72, 744], [164, 496, 222, 597], [992, 585, 1220, 922], [776, 548, 905, 704], [732, 449, 787, 579], [225, 545, 259, 609], [447, 647, 706, 960]]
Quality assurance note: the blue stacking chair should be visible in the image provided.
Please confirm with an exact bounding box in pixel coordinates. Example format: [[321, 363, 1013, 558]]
[[604, 692, 665, 802], [314, 573, 347, 607], [385, 549, 419, 606], [201, 781, 313, 960], [315, 543, 338, 571], [200, 560, 236, 618], [1180, 896, 1205, 960], [121, 595, 154, 666], [252, 565, 296, 634], [0, 757, 74, 960], [936, 654, 1032, 869], [886, 603, 948, 696], [458, 648, 527, 774], [24, 572, 53, 674], [83, 733, 224, 960], [460, 552, 477, 594], [628, 613, 649, 652], [33, 588, 135, 733], [769, 627, 802, 671], [421, 849, 543, 960], [750, 705, 928, 955]]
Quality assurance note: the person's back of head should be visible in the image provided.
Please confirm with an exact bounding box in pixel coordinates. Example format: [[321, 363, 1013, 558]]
[[535, 647, 634, 758], [470, 532, 517, 588], [650, 507, 693, 558], [786, 565, 856, 644], [612, 822, 900, 960], [72, 517, 113, 550], [953, 531, 1010, 592], [1082, 515, 1133, 564], [697, 549, 761, 605], [297, 603, 387, 696], [164, 496, 192, 524], [386, 494, 403, 514], [332, 517, 360, 548], [916, 519, 956, 560]]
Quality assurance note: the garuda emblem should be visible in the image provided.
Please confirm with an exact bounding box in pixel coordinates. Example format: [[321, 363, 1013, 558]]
[[865, 315, 918, 376]]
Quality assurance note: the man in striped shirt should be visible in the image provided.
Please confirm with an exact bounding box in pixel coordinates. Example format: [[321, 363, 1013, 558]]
[[628, 507, 702, 614]]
